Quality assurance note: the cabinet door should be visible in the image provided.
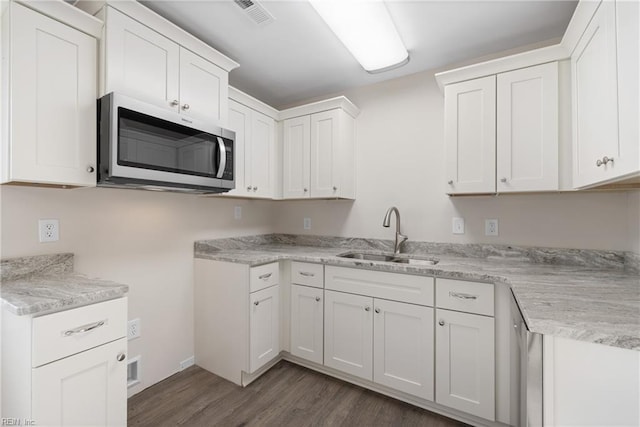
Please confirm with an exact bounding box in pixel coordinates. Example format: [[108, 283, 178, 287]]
[[32, 338, 127, 426], [436, 309, 495, 421], [497, 62, 558, 192], [571, 0, 620, 187], [290, 285, 324, 365], [310, 110, 340, 198], [228, 100, 251, 196], [179, 48, 228, 125], [373, 299, 434, 401], [283, 116, 311, 198], [249, 285, 280, 373], [250, 111, 276, 198], [8, 3, 97, 186], [105, 7, 179, 110], [614, 0, 639, 180], [324, 290, 373, 380], [445, 76, 496, 194]]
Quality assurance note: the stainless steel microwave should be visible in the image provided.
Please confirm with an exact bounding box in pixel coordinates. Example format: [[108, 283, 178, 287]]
[[97, 92, 235, 194]]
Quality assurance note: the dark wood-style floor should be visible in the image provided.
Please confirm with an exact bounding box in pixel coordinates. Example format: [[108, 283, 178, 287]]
[[128, 361, 468, 427]]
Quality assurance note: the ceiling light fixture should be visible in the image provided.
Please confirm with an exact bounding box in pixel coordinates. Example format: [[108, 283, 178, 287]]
[[309, 0, 409, 73]]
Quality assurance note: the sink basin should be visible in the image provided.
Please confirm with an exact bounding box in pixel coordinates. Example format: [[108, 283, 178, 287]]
[[337, 251, 439, 265]]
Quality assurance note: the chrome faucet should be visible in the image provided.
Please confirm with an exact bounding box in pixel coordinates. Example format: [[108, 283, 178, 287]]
[[383, 206, 408, 254]]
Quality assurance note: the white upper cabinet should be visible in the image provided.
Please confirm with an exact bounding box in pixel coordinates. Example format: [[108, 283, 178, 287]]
[[228, 99, 276, 198], [445, 63, 560, 195], [445, 76, 497, 194], [102, 5, 231, 125], [497, 62, 558, 192], [572, 0, 639, 188], [1, 2, 98, 187], [283, 116, 311, 198], [281, 98, 358, 200]]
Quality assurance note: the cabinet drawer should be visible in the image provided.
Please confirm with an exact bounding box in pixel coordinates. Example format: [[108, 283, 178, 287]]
[[325, 266, 434, 306], [436, 279, 494, 316], [32, 297, 127, 368], [250, 262, 279, 293], [291, 262, 324, 288]]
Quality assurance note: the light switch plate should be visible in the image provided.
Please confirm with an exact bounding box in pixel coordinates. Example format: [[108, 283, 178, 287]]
[[452, 217, 465, 234], [234, 206, 242, 220], [303, 218, 311, 230]]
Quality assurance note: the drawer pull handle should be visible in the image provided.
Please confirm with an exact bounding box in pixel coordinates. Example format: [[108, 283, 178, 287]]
[[63, 320, 106, 337], [258, 273, 272, 280], [299, 272, 315, 277], [449, 291, 478, 300]]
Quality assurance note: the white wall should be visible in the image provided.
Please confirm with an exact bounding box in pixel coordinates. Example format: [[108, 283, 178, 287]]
[[0, 185, 276, 396], [273, 70, 634, 252], [628, 191, 640, 253]]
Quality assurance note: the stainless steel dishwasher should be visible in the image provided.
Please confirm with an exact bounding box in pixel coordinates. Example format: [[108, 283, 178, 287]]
[[510, 290, 543, 427]]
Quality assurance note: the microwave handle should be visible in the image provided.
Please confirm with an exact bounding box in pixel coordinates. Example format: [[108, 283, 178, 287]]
[[215, 137, 226, 179]]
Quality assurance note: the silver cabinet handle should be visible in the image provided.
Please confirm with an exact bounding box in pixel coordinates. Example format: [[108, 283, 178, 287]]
[[303, 188, 308, 192], [254, 300, 260, 306], [216, 137, 226, 179], [333, 186, 337, 191], [182, 103, 190, 110], [449, 291, 478, 300], [596, 159, 603, 167], [253, 186, 258, 191], [315, 296, 321, 302], [170, 100, 179, 107], [63, 320, 106, 336], [374, 308, 381, 314], [597, 156, 614, 167], [117, 353, 126, 362], [299, 272, 315, 277], [258, 273, 272, 280], [247, 186, 252, 191], [439, 319, 445, 326], [500, 177, 507, 183], [87, 166, 95, 173], [447, 180, 453, 185], [364, 306, 370, 312]]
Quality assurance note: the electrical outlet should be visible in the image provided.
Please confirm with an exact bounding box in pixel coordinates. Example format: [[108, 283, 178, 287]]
[[234, 206, 242, 220], [485, 219, 499, 236], [179, 356, 195, 371], [303, 218, 311, 230], [452, 217, 465, 234], [38, 219, 59, 242], [128, 318, 141, 340]]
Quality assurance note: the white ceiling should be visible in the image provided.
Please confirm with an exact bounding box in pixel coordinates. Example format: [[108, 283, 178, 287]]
[[141, 0, 578, 109]]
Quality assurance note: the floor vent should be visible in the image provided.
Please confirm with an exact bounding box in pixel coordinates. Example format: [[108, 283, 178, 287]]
[[233, 0, 275, 26], [127, 356, 141, 388]]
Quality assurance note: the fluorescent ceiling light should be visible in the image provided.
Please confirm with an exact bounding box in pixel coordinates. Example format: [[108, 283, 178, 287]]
[[309, 0, 409, 73]]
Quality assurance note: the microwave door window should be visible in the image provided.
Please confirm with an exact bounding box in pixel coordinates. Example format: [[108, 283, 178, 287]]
[[118, 108, 217, 177]]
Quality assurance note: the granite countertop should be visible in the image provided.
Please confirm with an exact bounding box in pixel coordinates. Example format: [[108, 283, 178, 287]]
[[1, 253, 129, 316], [195, 235, 640, 351]]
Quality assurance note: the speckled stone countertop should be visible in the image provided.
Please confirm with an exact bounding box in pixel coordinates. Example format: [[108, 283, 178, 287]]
[[195, 234, 640, 351], [1, 253, 129, 316]]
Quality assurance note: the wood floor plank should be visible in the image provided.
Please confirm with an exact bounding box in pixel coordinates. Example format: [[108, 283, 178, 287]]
[[128, 361, 468, 427]]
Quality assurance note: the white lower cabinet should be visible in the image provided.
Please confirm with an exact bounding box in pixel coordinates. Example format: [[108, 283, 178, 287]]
[[324, 290, 373, 380], [373, 299, 434, 401], [290, 284, 324, 364], [32, 338, 127, 426], [250, 284, 280, 373], [1, 298, 128, 426]]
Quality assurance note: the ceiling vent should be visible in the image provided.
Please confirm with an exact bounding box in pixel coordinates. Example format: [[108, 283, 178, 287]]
[[233, 0, 275, 26]]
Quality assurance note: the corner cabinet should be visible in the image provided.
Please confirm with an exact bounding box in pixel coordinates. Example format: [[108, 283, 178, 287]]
[[2, 298, 128, 425], [445, 62, 559, 194], [92, 2, 238, 126], [571, 0, 639, 188], [282, 98, 359, 200], [1, 1, 99, 187], [194, 259, 280, 386], [227, 98, 276, 198]]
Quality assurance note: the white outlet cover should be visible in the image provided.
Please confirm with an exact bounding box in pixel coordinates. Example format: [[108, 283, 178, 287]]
[[128, 318, 141, 340], [452, 217, 465, 235], [303, 218, 311, 230], [485, 219, 499, 236], [38, 219, 59, 242], [234, 206, 242, 220]]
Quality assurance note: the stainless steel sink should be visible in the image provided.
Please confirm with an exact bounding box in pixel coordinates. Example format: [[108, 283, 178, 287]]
[[337, 251, 439, 265]]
